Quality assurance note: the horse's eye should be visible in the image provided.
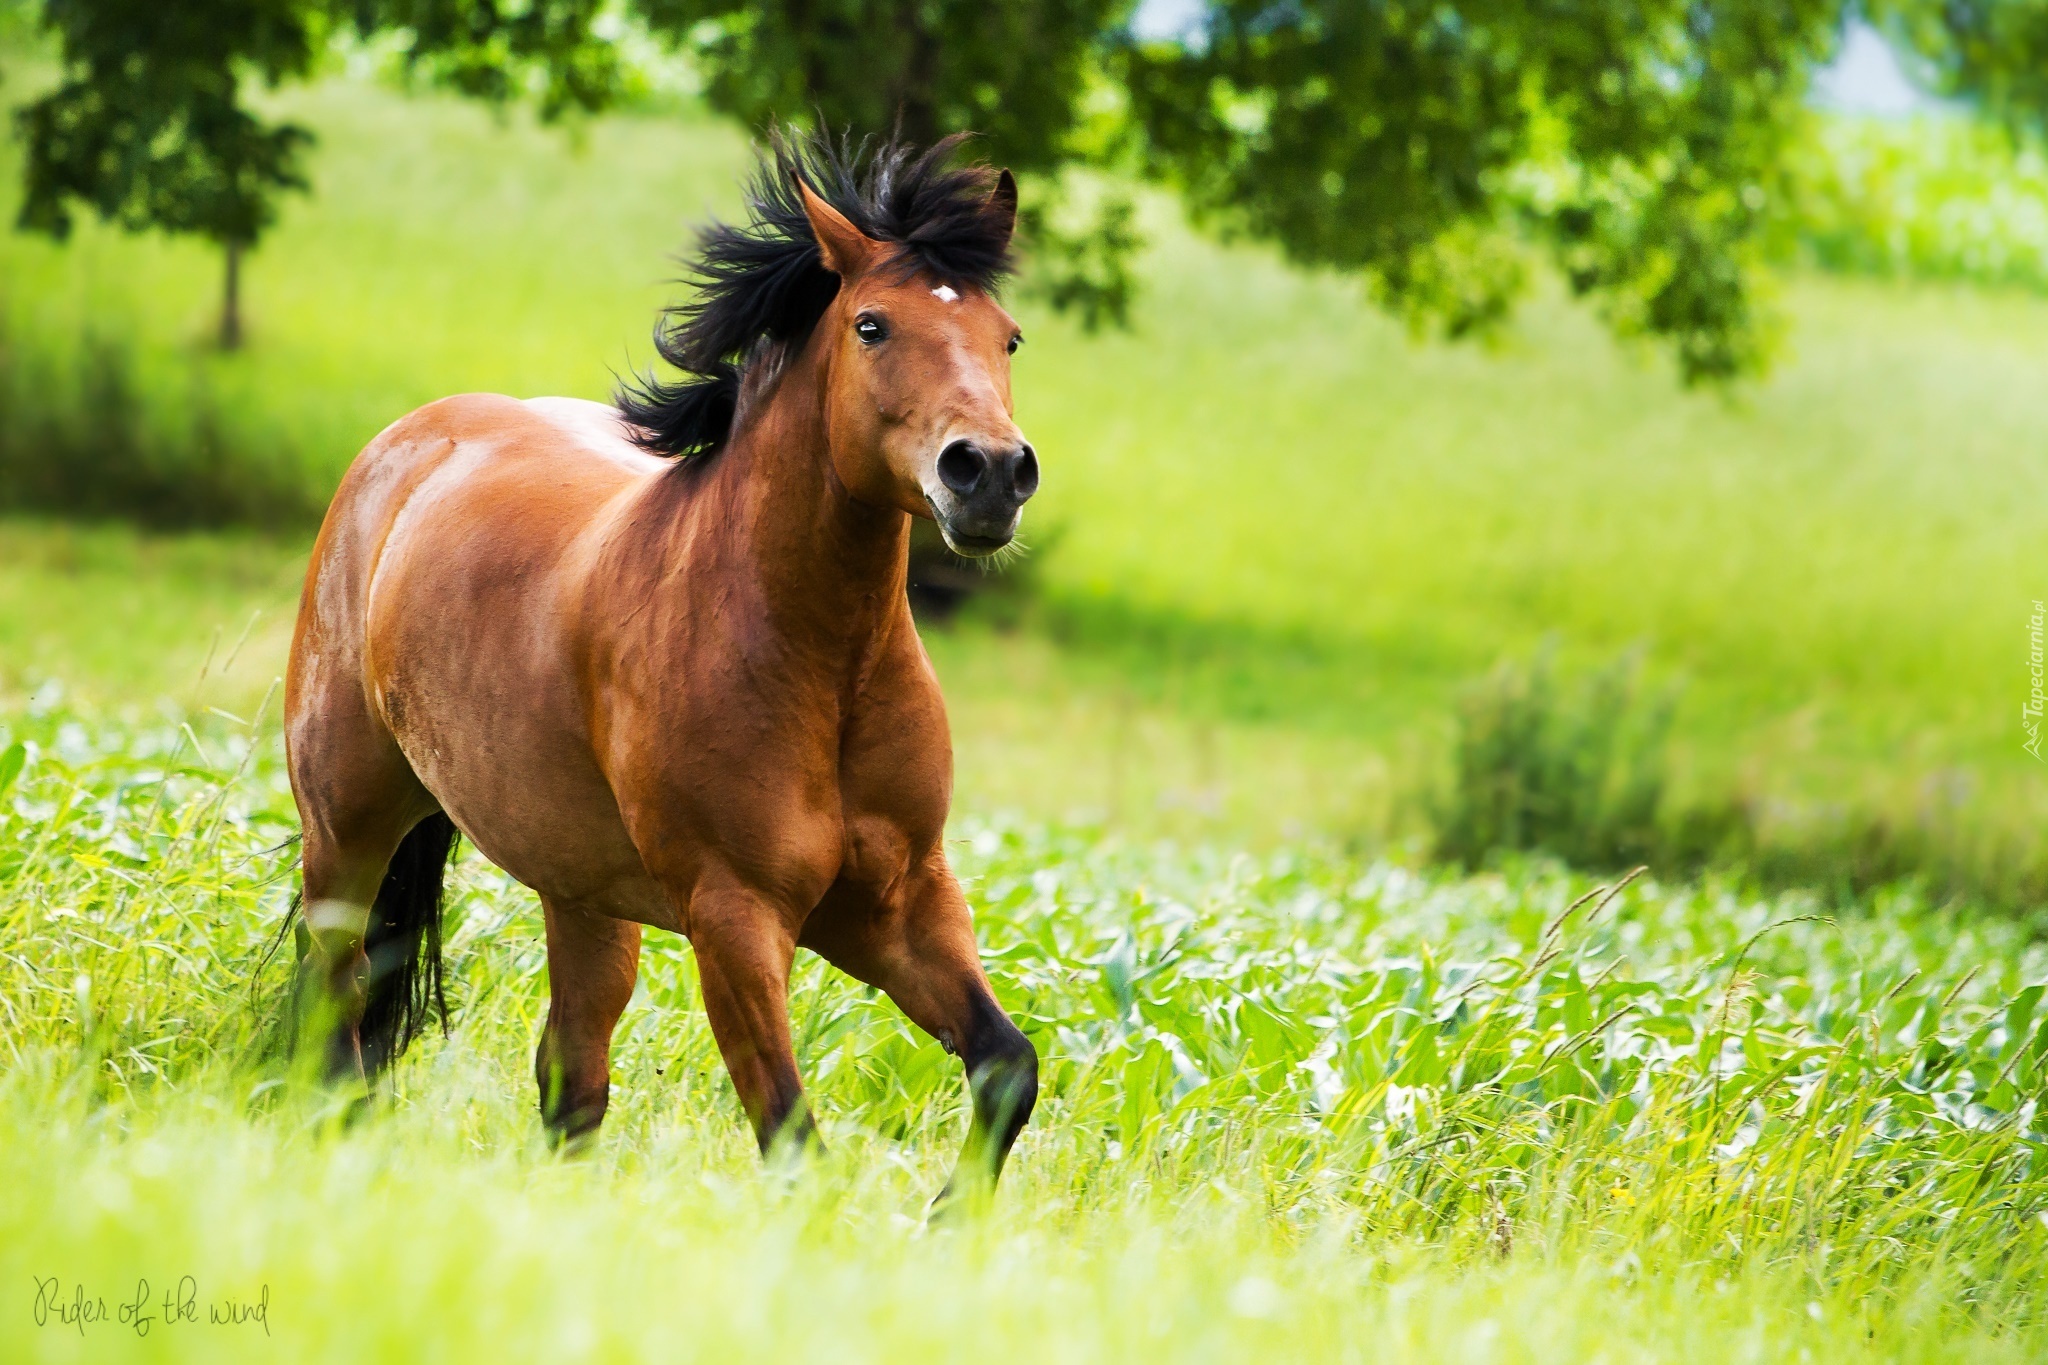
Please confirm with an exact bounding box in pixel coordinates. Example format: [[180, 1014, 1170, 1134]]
[[855, 316, 887, 345], [1007, 333, 1023, 356]]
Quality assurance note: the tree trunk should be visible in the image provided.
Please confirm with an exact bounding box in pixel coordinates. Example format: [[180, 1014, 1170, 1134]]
[[893, 24, 943, 149], [219, 240, 243, 350]]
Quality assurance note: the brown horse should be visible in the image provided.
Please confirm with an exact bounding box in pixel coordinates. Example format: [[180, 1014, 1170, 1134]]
[[284, 133, 1040, 1200]]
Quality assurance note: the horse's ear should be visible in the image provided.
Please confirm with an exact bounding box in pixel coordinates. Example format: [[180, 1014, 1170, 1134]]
[[986, 169, 1018, 250], [796, 177, 879, 278]]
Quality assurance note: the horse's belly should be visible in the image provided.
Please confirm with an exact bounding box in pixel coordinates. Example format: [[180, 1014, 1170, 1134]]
[[397, 700, 662, 918]]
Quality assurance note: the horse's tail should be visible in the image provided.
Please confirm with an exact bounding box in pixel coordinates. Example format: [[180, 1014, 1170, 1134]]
[[359, 813, 461, 1076]]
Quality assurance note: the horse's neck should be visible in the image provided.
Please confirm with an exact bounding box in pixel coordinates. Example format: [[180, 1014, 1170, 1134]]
[[676, 355, 910, 661]]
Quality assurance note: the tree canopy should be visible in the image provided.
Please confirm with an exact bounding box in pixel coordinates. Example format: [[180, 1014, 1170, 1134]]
[[8, 0, 2047, 374], [13, 2, 322, 274], [10, 0, 621, 344]]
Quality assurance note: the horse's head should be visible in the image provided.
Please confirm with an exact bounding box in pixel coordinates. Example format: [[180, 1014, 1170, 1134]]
[[798, 177, 1036, 558]]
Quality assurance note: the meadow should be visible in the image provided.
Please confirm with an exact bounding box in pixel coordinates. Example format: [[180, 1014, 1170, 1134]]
[[3, 35, 2048, 1364], [5, 704, 2048, 1362]]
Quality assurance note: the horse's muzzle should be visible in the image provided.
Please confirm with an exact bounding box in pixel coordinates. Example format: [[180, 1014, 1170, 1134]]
[[928, 439, 1037, 556]]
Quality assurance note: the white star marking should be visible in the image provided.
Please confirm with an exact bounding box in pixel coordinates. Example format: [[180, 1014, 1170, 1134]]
[[931, 284, 960, 303]]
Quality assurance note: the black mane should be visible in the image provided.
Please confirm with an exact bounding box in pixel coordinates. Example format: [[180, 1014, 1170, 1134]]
[[617, 129, 1015, 461]]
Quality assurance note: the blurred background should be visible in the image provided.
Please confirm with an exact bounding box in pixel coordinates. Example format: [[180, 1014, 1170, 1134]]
[[0, 0, 2043, 911]]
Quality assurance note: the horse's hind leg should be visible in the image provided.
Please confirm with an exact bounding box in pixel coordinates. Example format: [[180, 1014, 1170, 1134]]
[[535, 897, 641, 1146], [288, 687, 439, 1083]]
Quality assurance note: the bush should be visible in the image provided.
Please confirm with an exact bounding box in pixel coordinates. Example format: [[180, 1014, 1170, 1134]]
[[1433, 646, 1674, 871], [0, 314, 323, 531], [1435, 646, 2048, 913], [1714, 781, 2048, 916]]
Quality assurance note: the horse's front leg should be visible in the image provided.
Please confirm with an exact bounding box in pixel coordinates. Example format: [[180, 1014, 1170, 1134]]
[[804, 854, 1039, 1206], [689, 885, 818, 1155]]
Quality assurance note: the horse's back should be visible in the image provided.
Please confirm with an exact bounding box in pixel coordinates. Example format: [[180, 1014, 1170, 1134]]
[[306, 392, 654, 620], [335, 393, 658, 546]]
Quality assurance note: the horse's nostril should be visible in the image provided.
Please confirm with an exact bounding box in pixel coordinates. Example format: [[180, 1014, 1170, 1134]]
[[1012, 445, 1039, 499], [937, 440, 985, 496]]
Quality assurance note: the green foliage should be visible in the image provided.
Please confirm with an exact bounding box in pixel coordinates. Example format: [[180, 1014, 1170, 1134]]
[[8, 0, 620, 344], [506, 1, 2048, 380], [1728, 780, 2048, 914], [1878, 0, 2048, 133], [647, 0, 1845, 378], [13, 0, 321, 249], [1435, 647, 1674, 872], [1119, 0, 1835, 382], [351, 0, 624, 117], [5, 710, 2048, 1357], [642, 0, 1123, 169], [1785, 113, 2048, 290], [1434, 647, 2048, 912], [1016, 181, 1141, 331], [14, 0, 2048, 380], [0, 0, 35, 40]]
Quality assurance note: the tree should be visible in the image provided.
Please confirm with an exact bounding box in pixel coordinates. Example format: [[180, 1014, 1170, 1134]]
[[338, 0, 624, 120], [657, 0, 1849, 381], [15, 0, 324, 348], [12, 0, 619, 348], [1875, 0, 2048, 133], [639, 0, 1118, 164]]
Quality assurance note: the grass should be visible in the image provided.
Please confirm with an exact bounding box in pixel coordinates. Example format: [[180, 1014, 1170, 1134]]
[[5, 706, 2048, 1361], [0, 522, 300, 708]]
